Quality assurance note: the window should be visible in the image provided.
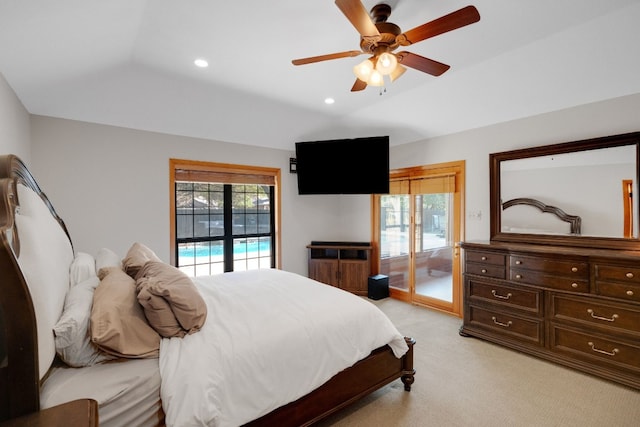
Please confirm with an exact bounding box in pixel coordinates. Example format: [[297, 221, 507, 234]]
[[170, 159, 281, 276]]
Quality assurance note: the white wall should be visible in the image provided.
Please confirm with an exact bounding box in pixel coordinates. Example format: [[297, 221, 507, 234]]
[[29, 116, 344, 276], [0, 73, 31, 162], [4, 65, 640, 275], [390, 93, 640, 243]]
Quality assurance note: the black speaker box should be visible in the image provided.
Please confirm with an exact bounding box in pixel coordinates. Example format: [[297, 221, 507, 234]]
[[368, 274, 389, 300]]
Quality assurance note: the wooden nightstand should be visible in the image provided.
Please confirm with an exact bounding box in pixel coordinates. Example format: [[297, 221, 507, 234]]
[[0, 399, 98, 426]]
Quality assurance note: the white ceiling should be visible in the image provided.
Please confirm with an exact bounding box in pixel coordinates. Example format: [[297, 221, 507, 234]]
[[1, 0, 639, 152]]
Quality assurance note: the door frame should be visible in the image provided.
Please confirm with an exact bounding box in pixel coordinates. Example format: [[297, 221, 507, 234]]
[[371, 160, 465, 316]]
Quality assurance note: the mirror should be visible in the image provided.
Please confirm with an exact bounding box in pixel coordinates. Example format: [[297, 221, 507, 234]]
[[490, 131, 640, 250]]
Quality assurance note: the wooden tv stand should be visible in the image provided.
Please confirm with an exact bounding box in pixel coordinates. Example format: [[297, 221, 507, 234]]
[[307, 242, 372, 296]]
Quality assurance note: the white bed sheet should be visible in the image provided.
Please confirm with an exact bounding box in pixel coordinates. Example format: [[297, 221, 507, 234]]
[[40, 358, 163, 427], [159, 268, 408, 427]]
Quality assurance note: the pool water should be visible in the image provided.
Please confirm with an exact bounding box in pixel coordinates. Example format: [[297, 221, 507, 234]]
[[179, 239, 271, 258]]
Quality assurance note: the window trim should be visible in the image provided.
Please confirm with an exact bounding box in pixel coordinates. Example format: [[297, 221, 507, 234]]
[[169, 158, 282, 270]]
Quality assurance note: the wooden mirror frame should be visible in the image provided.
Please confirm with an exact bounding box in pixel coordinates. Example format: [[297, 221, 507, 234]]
[[490, 131, 640, 250]]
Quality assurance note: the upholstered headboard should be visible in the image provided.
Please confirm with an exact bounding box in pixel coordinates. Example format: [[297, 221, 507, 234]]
[[0, 154, 75, 421]]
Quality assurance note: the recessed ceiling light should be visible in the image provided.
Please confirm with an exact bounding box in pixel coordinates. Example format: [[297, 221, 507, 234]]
[[324, 98, 335, 105], [194, 58, 209, 68]]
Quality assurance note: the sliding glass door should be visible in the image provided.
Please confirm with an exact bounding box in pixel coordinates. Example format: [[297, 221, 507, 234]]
[[376, 161, 464, 315], [380, 193, 411, 294]]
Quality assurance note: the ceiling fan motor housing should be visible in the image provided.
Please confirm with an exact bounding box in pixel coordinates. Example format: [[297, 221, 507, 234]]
[[360, 22, 401, 54], [360, 3, 400, 54], [371, 3, 392, 22]]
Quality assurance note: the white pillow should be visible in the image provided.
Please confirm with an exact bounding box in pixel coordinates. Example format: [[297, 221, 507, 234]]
[[15, 184, 74, 379], [95, 248, 122, 279], [53, 276, 116, 367], [69, 252, 97, 287]]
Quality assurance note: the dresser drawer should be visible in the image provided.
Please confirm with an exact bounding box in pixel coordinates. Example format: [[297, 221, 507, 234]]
[[510, 255, 588, 277], [510, 269, 589, 292], [550, 325, 640, 374], [466, 263, 505, 279], [466, 250, 505, 266], [549, 294, 640, 337], [595, 264, 640, 284], [595, 281, 640, 303], [468, 305, 543, 345], [468, 280, 542, 315], [594, 264, 640, 303]]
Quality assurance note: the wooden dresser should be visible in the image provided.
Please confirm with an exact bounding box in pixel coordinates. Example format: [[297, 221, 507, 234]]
[[460, 240, 640, 389]]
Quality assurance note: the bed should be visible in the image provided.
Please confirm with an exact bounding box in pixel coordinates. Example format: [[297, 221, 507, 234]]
[[0, 154, 415, 426], [500, 197, 582, 235]]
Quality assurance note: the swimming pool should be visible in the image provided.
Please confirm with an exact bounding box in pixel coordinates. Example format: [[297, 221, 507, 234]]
[[178, 239, 271, 259]]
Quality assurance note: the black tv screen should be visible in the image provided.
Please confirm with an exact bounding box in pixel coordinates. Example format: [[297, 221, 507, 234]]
[[295, 136, 389, 195]]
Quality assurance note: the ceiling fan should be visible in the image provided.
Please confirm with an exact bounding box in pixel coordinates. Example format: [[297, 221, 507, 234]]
[[292, 0, 480, 92]]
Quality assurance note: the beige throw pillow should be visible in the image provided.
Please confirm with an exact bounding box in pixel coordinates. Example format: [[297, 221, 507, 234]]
[[122, 242, 162, 278], [136, 261, 207, 338], [90, 266, 160, 358]]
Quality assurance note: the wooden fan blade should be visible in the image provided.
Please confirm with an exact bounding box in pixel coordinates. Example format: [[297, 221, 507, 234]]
[[292, 50, 364, 66], [335, 0, 381, 40], [396, 52, 450, 76], [351, 78, 367, 92], [398, 5, 480, 46]]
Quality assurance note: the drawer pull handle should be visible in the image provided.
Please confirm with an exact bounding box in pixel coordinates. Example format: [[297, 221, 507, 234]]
[[481, 269, 487, 273], [587, 309, 619, 322], [627, 290, 634, 296], [491, 316, 512, 328], [515, 274, 522, 279], [515, 260, 522, 265], [587, 341, 619, 357], [481, 256, 487, 261], [626, 272, 634, 279], [571, 283, 579, 288], [571, 267, 578, 272], [491, 290, 512, 300]]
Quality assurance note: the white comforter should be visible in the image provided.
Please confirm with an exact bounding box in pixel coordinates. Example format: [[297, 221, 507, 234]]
[[159, 268, 408, 427]]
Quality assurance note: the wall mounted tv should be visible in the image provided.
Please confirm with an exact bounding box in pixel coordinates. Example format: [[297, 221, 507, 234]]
[[295, 136, 390, 195]]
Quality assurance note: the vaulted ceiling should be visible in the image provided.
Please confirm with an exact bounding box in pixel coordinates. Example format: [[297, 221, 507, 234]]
[[1, 0, 639, 151]]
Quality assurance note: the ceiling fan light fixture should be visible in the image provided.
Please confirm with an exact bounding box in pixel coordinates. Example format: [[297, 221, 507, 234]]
[[367, 69, 384, 87], [389, 64, 406, 82], [376, 52, 397, 75], [353, 58, 374, 82], [292, 2, 481, 92]]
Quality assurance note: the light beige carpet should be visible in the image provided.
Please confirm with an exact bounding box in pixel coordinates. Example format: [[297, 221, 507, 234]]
[[316, 298, 640, 427]]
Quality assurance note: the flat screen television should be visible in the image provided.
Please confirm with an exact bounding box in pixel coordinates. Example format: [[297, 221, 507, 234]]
[[295, 136, 389, 195]]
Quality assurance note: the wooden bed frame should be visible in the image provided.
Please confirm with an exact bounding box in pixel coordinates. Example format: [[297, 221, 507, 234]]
[[0, 154, 415, 425], [502, 197, 582, 235]]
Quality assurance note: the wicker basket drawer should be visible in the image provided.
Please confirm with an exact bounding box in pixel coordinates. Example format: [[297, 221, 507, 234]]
[[468, 305, 543, 345], [549, 294, 640, 337], [468, 280, 542, 315], [550, 325, 640, 373]]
